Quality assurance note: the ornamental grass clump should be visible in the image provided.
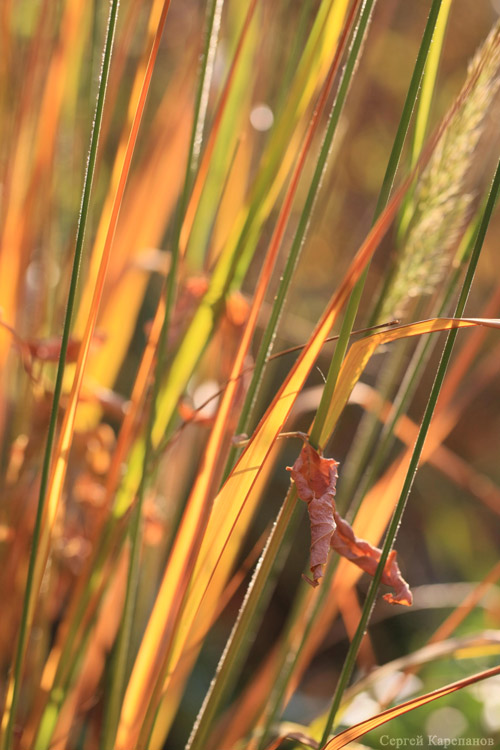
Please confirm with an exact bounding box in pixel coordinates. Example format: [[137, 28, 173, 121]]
[[0, 3, 500, 750]]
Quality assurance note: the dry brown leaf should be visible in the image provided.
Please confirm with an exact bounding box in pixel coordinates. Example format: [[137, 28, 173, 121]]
[[332, 513, 412, 606], [287, 442, 339, 587], [288, 442, 412, 605]]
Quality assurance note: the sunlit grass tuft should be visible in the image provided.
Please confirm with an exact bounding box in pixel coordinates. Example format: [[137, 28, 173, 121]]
[[1, 2, 500, 750]]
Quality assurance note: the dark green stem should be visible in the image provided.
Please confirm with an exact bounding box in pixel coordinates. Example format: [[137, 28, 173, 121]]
[[100, 1, 224, 746], [313, 0, 443, 449], [343, 227, 476, 520], [319, 156, 500, 747], [0, 4, 120, 749], [223, 0, 377, 478]]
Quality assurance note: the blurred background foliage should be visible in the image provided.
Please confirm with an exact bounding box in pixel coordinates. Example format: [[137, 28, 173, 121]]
[[1, 1, 500, 748]]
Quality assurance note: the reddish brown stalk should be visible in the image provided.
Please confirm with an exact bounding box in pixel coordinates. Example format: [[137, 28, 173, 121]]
[[105, 298, 166, 503], [99, 0, 146, 150], [172, 320, 399, 439]]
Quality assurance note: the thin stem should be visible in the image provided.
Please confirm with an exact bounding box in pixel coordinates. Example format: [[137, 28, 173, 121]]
[[319, 155, 500, 747], [0, 3, 120, 748], [100, 1, 224, 746], [186, 5, 377, 745], [223, 0, 377, 479], [344, 220, 477, 519], [185, 490, 303, 750], [312, 0, 444, 451]]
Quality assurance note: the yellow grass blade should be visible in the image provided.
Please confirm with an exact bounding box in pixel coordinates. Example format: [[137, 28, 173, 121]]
[[73, 81, 192, 430], [318, 317, 500, 446], [323, 663, 500, 749], [116, 156, 413, 748], [1, 5, 175, 745]]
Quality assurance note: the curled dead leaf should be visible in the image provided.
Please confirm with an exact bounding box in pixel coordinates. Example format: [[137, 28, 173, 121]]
[[332, 513, 412, 606], [287, 442, 339, 587], [287, 442, 412, 605]]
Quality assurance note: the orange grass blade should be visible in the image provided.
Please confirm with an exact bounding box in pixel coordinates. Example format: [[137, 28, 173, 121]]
[[70, 1, 193, 431], [318, 317, 500, 446], [322, 664, 500, 749], [116, 141, 421, 750], [0, 0, 88, 385], [179, 0, 259, 257], [73, 81, 192, 430], [40, 0, 174, 601], [262, 657, 500, 749], [1, 5, 174, 749], [73, 0, 165, 335], [119, 17, 489, 740], [98, 0, 146, 150]]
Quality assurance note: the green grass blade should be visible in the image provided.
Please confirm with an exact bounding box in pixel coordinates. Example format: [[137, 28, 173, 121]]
[[112, 0, 352, 522], [318, 154, 500, 747], [100, 2, 225, 746], [186, 6, 378, 743], [341, 214, 479, 518], [0, 3, 120, 748], [311, 0, 444, 448], [186, 2, 257, 268], [223, 0, 376, 479], [399, 0, 453, 238]]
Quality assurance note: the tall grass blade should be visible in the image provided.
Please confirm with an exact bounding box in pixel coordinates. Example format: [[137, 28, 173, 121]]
[[319, 155, 500, 745], [0, 4, 120, 748], [314, 0, 444, 446], [323, 663, 500, 749], [100, 2, 225, 747]]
